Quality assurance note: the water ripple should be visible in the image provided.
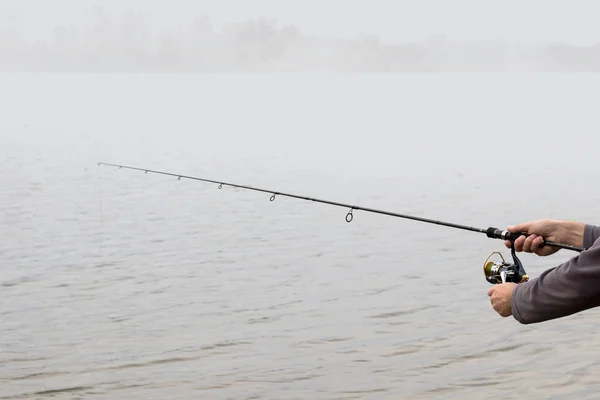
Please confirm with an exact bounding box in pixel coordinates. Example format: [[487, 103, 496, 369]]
[[3, 77, 600, 399]]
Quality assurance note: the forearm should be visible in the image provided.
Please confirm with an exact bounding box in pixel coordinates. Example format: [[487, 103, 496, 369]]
[[552, 221, 600, 249], [511, 243, 600, 324], [558, 220, 585, 248]]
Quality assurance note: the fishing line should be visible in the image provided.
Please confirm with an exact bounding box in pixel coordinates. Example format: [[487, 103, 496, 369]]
[[99, 163, 105, 261], [97, 162, 587, 285]]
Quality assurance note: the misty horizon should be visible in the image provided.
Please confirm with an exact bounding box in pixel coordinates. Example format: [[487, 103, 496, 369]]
[[2, 6, 600, 72]]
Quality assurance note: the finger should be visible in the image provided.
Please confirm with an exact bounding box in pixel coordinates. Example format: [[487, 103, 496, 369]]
[[522, 234, 538, 252], [488, 287, 494, 297], [513, 236, 526, 252], [531, 235, 545, 253], [504, 240, 513, 249]]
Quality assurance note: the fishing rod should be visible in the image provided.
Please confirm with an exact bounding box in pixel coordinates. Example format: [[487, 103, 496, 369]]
[[98, 162, 586, 285]]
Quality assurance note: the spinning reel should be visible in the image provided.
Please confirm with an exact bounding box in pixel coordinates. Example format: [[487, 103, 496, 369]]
[[483, 242, 529, 284]]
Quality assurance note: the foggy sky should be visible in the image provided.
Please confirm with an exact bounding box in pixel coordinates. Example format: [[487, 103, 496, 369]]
[[3, 0, 600, 72]]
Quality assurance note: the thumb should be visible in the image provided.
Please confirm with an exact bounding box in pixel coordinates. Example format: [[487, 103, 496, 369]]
[[507, 222, 531, 233]]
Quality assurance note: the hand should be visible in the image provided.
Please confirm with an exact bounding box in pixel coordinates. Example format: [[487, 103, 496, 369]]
[[487, 283, 517, 317], [504, 219, 573, 257]]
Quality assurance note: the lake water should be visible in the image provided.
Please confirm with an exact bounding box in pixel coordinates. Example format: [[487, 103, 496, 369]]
[[2, 73, 600, 399]]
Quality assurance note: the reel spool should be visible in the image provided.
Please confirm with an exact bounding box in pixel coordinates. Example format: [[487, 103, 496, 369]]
[[483, 247, 529, 285]]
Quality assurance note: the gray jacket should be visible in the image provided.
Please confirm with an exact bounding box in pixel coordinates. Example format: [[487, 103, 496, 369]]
[[512, 224, 600, 324]]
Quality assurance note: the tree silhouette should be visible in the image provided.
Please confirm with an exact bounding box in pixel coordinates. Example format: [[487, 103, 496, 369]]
[[1, 6, 600, 72]]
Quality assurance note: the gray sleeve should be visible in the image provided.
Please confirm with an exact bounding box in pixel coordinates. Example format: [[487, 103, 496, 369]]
[[511, 240, 600, 324], [584, 224, 600, 248]]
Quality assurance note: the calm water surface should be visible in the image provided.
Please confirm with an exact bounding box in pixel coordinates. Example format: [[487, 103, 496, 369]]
[[2, 73, 600, 399]]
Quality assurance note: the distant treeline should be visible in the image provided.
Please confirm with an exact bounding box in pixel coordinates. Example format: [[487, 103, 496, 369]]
[[2, 9, 600, 72]]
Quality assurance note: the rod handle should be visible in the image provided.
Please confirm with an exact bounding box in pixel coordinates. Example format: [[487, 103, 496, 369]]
[[486, 227, 585, 252], [486, 227, 534, 243]]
